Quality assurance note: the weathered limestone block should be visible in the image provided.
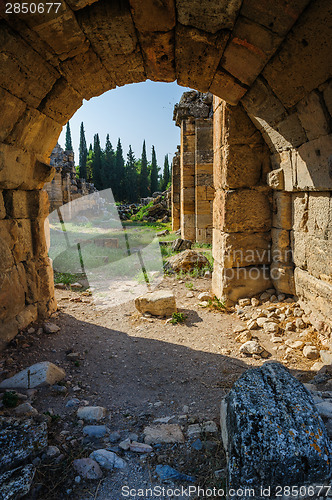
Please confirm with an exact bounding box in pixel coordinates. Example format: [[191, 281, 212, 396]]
[[38, 77, 83, 125], [0, 239, 14, 273], [219, 143, 267, 188], [76, 1, 145, 86], [222, 16, 282, 87], [0, 417, 47, 471], [242, 77, 286, 127], [292, 192, 309, 232], [0, 361, 65, 389], [292, 232, 332, 281], [272, 191, 292, 230], [0, 88, 26, 142], [209, 67, 248, 105], [263, 0, 332, 107], [166, 250, 209, 273], [213, 189, 271, 233], [270, 261, 295, 294], [0, 23, 59, 108], [3, 190, 49, 220], [60, 47, 115, 100], [296, 136, 332, 191], [212, 230, 271, 268], [0, 464, 36, 500], [295, 268, 332, 327], [271, 228, 292, 264], [176, 0, 241, 33], [297, 90, 331, 140], [0, 191, 5, 219], [219, 101, 263, 146], [0, 267, 26, 323], [6, 108, 62, 157], [307, 192, 332, 237], [137, 30, 175, 83], [135, 290, 176, 317], [129, 0, 175, 32], [267, 168, 284, 190], [221, 362, 332, 492], [212, 263, 272, 303], [0, 144, 55, 190], [175, 25, 228, 91]]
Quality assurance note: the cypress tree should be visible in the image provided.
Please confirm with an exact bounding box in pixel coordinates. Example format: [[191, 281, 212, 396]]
[[93, 133, 103, 190], [125, 145, 138, 202], [65, 122, 73, 151], [78, 122, 88, 179], [139, 140, 149, 198], [150, 145, 159, 195], [86, 145, 94, 183], [103, 134, 115, 190], [161, 154, 170, 191], [115, 138, 125, 201]]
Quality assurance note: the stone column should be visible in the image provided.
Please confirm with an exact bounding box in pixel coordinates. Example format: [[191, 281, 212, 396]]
[[195, 117, 213, 243], [180, 117, 196, 241], [171, 147, 180, 231], [212, 98, 272, 304], [173, 91, 213, 242]]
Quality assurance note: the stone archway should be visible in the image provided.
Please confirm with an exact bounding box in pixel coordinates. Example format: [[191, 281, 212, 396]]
[[0, 0, 331, 346]]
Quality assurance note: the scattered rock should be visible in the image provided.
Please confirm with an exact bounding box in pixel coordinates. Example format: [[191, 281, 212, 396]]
[[109, 431, 121, 443], [235, 331, 252, 343], [14, 403, 38, 417], [144, 424, 185, 444], [135, 290, 176, 317], [71, 283, 83, 290], [83, 425, 108, 438], [72, 458, 103, 480], [197, 292, 211, 301], [155, 465, 195, 482], [256, 317, 269, 327], [66, 398, 80, 407], [303, 345, 320, 360], [238, 298, 250, 307], [129, 441, 153, 453], [119, 438, 131, 450], [43, 323, 60, 334], [77, 406, 106, 422], [263, 322, 279, 334], [251, 298, 260, 307], [186, 292, 194, 298], [239, 341, 264, 356], [320, 351, 332, 365], [45, 446, 60, 459], [0, 362, 66, 389], [247, 319, 258, 330], [284, 340, 304, 350], [90, 449, 126, 470]]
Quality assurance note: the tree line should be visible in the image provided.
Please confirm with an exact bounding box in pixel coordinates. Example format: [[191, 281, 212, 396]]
[[65, 122, 171, 203]]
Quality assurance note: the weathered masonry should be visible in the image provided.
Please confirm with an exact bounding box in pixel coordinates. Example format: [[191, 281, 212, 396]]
[[0, 0, 331, 346]]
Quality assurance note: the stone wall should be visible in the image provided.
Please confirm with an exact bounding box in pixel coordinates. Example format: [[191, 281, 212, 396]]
[[212, 99, 272, 303], [171, 147, 180, 231], [173, 91, 214, 243]]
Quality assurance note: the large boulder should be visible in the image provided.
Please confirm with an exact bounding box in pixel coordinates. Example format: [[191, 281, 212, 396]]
[[165, 250, 209, 273], [0, 361, 65, 389], [221, 362, 332, 494], [135, 290, 176, 317]]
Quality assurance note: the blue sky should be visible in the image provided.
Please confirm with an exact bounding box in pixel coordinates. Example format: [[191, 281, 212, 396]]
[[58, 81, 191, 168]]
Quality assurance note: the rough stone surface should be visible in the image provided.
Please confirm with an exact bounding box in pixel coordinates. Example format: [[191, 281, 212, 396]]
[[221, 362, 332, 491], [72, 458, 103, 480], [0, 362, 65, 389], [0, 464, 36, 500], [135, 290, 176, 317], [0, 417, 47, 471], [77, 406, 106, 421], [165, 250, 209, 273], [90, 449, 126, 470]]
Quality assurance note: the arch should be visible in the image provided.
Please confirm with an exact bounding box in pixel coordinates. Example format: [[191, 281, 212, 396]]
[[0, 0, 331, 344]]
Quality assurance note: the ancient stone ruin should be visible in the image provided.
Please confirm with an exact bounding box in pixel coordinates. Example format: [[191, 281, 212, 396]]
[[0, 0, 331, 345]]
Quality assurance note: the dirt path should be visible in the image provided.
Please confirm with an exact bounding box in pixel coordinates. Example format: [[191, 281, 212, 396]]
[[0, 275, 315, 499]]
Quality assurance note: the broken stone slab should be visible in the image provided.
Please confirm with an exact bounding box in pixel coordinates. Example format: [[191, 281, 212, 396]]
[[89, 449, 126, 470], [0, 464, 36, 500], [43, 322, 60, 334], [77, 406, 106, 422], [135, 290, 176, 317], [72, 458, 102, 480], [0, 362, 65, 389], [221, 362, 332, 493], [129, 441, 153, 453], [143, 424, 185, 444], [0, 417, 48, 471]]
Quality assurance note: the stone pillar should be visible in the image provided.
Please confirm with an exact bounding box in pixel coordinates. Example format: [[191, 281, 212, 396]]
[[173, 91, 213, 242], [195, 117, 213, 243], [171, 147, 180, 231], [212, 98, 272, 304], [180, 117, 196, 241]]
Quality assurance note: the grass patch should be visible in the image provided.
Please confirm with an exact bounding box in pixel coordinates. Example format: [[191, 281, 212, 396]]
[[208, 296, 226, 312], [170, 312, 188, 324]]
